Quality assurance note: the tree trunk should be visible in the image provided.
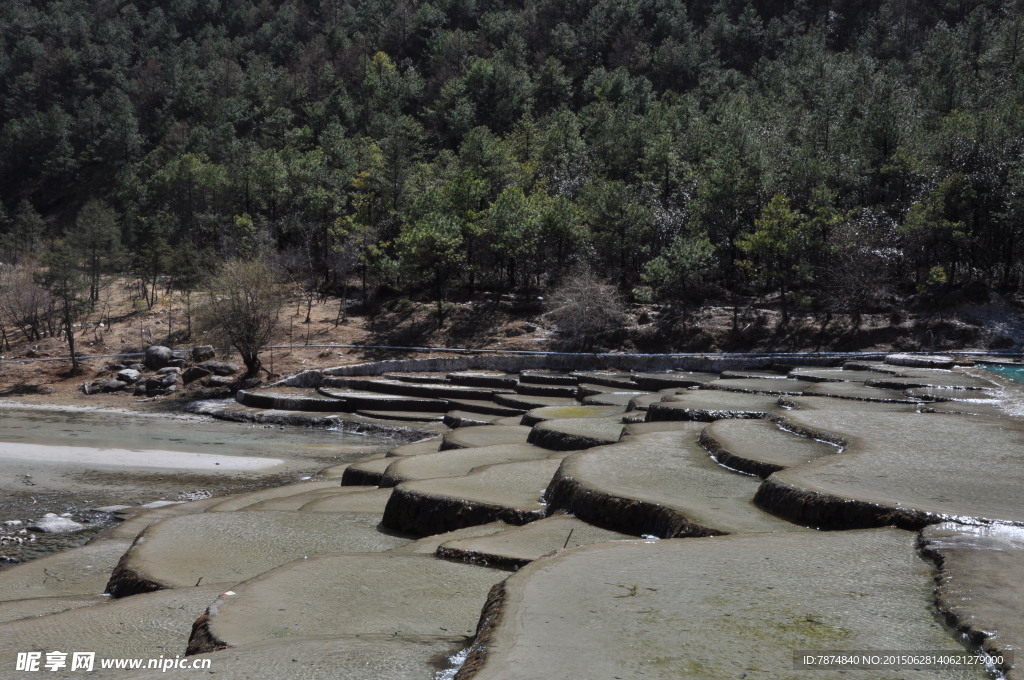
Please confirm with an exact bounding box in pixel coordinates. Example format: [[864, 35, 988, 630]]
[[66, 312, 79, 374], [242, 352, 261, 378], [779, 283, 789, 325]]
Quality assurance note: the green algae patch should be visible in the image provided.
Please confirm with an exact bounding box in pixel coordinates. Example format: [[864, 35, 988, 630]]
[[457, 529, 989, 680]]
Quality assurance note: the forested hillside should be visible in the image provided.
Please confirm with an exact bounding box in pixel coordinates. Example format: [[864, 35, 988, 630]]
[[1, 0, 1023, 323]]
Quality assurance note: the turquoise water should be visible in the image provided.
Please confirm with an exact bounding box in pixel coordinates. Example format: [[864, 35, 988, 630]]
[[982, 363, 1024, 384]]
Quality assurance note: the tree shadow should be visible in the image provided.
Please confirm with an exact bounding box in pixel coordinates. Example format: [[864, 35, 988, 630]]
[[0, 383, 54, 397]]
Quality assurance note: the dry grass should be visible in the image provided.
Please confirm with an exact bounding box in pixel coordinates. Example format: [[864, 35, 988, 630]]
[[0, 276, 1013, 410]]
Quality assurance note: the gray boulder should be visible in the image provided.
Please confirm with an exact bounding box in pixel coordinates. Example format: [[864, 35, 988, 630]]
[[200, 361, 240, 376], [116, 368, 141, 384], [183, 366, 213, 384], [192, 345, 216, 362], [204, 375, 234, 388], [100, 379, 127, 393], [156, 366, 181, 375], [28, 513, 84, 534], [144, 345, 174, 370], [83, 379, 126, 394]]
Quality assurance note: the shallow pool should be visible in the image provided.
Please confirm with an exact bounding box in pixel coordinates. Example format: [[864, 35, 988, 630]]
[[981, 363, 1024, 384]]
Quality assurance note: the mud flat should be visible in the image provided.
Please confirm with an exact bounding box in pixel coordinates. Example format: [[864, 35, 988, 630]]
[[756, 409, 1024, 529], [456, 529, 989, 680]]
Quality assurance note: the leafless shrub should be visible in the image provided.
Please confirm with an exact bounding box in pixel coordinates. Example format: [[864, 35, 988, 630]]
[[0, 262, 53, 341], [196, 258, 285, 377], [821, 246, 896, 327], [545, 269, 626, 349]]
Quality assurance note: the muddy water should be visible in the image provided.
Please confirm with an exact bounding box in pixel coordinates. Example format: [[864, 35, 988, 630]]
[[0, 404, 396, 566]]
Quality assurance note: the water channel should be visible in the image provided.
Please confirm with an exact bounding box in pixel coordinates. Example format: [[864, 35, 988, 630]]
[[0, 404, 396, 565]]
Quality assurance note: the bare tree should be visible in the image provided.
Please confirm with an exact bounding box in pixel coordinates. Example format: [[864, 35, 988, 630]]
[[545, 268, 626, 349], [38, 242, 89, 374], [198, 258, 284, 377], [0, 262, 52, 342]]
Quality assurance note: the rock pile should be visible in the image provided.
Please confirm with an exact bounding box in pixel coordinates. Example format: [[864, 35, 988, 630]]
[[81, 345, 239, 397]]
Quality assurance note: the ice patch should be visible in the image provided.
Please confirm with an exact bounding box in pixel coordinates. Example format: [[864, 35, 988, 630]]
[[434, 647, 470, 680]]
